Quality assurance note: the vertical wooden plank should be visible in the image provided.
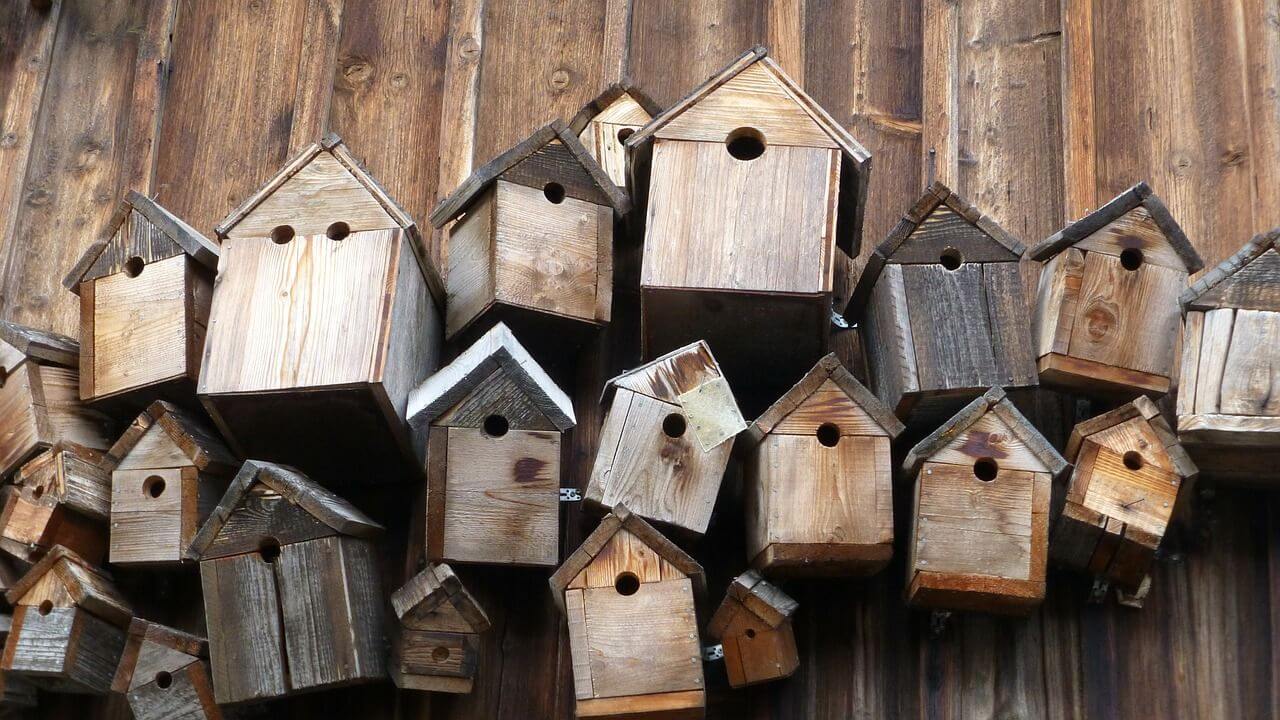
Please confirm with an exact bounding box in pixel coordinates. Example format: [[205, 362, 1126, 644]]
[[200, 553, 285, 705], [1240, 0, 1280, 232], [1061, 0, 1096, 219], [434, 0, 487, 270], [288, 0, 345, 154], [628, 1, 766, 108]]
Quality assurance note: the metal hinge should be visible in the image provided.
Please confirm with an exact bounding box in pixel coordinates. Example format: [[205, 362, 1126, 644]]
[[559, 488, 582, 502], [701, 644, 723, 661]]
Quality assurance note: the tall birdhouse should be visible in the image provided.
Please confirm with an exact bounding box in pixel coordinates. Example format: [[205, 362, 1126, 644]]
[[625, 46, 871, 393], [1, 546, 132, 694], [105, 401, 237, 566], [706, 570, 798, 688], [740, 354, 905, 577], [569, 82, 661, 189], [902, 388, 1067, 615], [1029, 182, 1202, 397], [429, 121, 630, 346], [586, 341, 747, 536], [62, 191, 220, 411], [389, 563, 490, 694], [111, 619, 219, 720], [1052, 397, 1196, 591], [1178, 228, 1280, 482], [849, 183, 1038, 426], [549, 505, 706, 720], [198, 134, 445, 485], [0, 442, 110, 563], [188, 460, 386, 704], [406, 323, 574, 567]]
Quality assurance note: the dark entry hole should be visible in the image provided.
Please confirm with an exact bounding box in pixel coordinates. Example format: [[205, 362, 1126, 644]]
[[543, 182, 566, 204], [31, 485, 44, 500], [615, 572, 640, 596], [37, 600, 52, 616], [726, 127, 766, 161], [617, 127, 635, 143], [816, 423, 841, 448], [1120, 248, 1144, 271], [939, 247, 963, 271], [271, 225, 295, 244], [259, 537, 281, 564], [745, 628, 757, 639], [326, 221, 351, 241], [483, 414, 509, 438], [124, 256, 145, 278], [155, 671, 172, 689], [144, 475, 166, 498], [1123, 451, 1144, 471], [973, 457, 999, 482], [662, 413, 686, 438], [432, 646, 450, 662]]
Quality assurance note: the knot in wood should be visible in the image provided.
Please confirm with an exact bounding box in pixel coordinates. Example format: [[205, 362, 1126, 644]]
[[459, 35, 480, 60], [549, 68, 571, 91], [1082, 300, 1119, 341]]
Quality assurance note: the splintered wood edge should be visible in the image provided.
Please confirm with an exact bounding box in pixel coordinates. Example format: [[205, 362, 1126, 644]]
[[601, 339, 722, 405], [1181, 227, 1280, 309]]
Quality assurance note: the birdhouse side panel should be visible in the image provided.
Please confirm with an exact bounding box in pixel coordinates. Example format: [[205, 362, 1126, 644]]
[[1066, 251, 1184, 377], [199, 552, 287, 704], [378, 235, 442, 437], [0, 364, 108, 479], [3, 605, 75, 676], [63, 610, 128, 694], [860, 263, 918, 415], [127, 662, 220, 720], [1213, 309, 1280, 417], [445, 189, 496, 338], [0, 489, 105, 563], [110, 468, 186, 565], [1033, 247, 1084, 359]]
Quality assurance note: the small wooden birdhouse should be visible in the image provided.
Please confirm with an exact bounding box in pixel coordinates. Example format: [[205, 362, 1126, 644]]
[[1029, 182, 1202, 397], [849, 183, 1038, 426], [0, 321, 111, 479], [62, 191, 220, 411], [740, 354, 905, 577], [1178, 228, 1280, 482], [429, 121, 629, 346], [586, 341, 747, 536], [705, 570, 798, 688], [549, 505, 706, 720], [1052, 396, 1196, 591], [1, 546, 132, 694], [406, 323, 574, 567], [0, 615, 37, 711], [0, 442, 111, 563], [188, 460, 385, 704], [199, 133, 445, 485], [389, 563, 490, 694], [902, 388, 1067, 616], [569, 82, 661, 189], [105, 401, 237, 566], [111, 619, 219, 720]]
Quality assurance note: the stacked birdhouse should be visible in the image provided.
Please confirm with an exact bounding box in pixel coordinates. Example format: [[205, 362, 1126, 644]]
[[706, 570, 799, 688], [389, 563, 490, 694], [570, 83, 661, 189], [0, 441, 110, 563], [111, 619, 220, 720]]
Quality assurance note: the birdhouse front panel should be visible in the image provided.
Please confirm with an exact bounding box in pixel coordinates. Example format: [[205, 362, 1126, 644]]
[[573, 88, 655, 188], [111, 467, 221, 565], [3, 604, 125, 694], [126, 661, 220, 720], [0, 445, 110, 563], [0, 361, 111, 480], [390, 563, 490, 694], [111, 619, 219, 720]]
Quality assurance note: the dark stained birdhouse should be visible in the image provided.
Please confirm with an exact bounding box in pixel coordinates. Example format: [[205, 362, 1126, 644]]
[[705, 570, 798, 688], [111, 619, 220, 720], [389, 563, 491, 694], [407, 322, 574, 567], [0, 442, 111, 563], [0, 614, 37, 711], [569, 82, 661, 189]]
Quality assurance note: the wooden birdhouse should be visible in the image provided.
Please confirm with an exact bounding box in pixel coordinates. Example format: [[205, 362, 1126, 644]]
[[1029, 182, 1203, 397], [187, 460, 385, 704], [902, 388, 1067, 615], [740, 353, 905, 577], [586, 341, 746, 536], [1052, 396, 1196, 591], [389, 563, 490, 694], [848, 183, 1038, 426], [0, 442, 111, 563], [1178, 228, 1280, 482], [1, 546, 132, 694], [104, 401, 237, 566], [569, 82, 661, 189], [549, 505, 706, 720], [705, 570, 798, 688], [62, 191, 220, 411], [199, 133, 445, 485], [0, 615, 37, 711], [625, 46, 871, 393], [406, 323, 574, 567], [0, 321, 111, 479], [111, 619, 219, 720]]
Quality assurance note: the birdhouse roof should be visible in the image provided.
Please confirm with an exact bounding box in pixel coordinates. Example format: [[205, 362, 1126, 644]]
[[429, 120, 630, 227], [407, 322, 575, 431], [0, 321, 78, 375], [391, 563, 490, 633], [1181, 226, 1280, 312], [1065, 395, 1198, 479], [5, 545, 132, 627], [567, 81, 663, 135], [106, 401, 237, 474], [111, 619, 208, 694], [706, 570, 798, 639]]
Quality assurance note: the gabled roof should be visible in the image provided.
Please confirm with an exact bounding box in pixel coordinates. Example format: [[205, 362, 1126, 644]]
[[707, 570, 797, 639], [1181, 226, 1280, 311], [0, 321, 78, 374], [1065, 395, 1197, 479], [391, 563, 490, 633], [106, 400, 237, 473], [567, 81, 662, 135], [429, 120, 630, 227], [407, 322, 574, 431], [5, 545, 132, 627], [112, 619, 208, 694]]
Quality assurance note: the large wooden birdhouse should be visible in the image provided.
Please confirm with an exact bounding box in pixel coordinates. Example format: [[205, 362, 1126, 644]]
[[111, 619, 219, 720], [625, 46, 871, 393], [549, 505, 706, 720], [0, 321, 111, 479], [569, 82, 661, 189], [198, 134, 444, 485], [740, 354, 905, 577], [1, 546, 132, 694], [429, 121, 630, 347], [586, 341, 747, 536], [902, 388, 1067, 615], [406, 323, 574, 567], [1029, 182, 1202, 397], [849, 183, 1038, 426], [706, 570, 798, 688], [188, 460, 385, 704], [62, 191, 220, 411], [1178, 228, 1280, 482], [0, 442, 111, 563], [389, 563, 490, 694], [105, 401, 237, 566], [1052, 397, 1196, 591]]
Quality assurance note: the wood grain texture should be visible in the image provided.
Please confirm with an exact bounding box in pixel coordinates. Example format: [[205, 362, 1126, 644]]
[[199, 552, 286, 705]]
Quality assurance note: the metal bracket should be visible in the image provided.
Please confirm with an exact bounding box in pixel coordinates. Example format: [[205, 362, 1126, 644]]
[[701, 644, 723, 661], [559, 488, 582, 502], [1087, 577, 1110, 604], [830, 308, 851, 329]]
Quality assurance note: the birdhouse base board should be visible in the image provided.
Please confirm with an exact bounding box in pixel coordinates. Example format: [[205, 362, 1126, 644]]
[[390, 671, 474, 694], [907, 570, 1043, 617], [576, 688, 705, 719], [1037, 353, 1169, 398], [446, 299, 600, 375], [1051, 503, 1154, 591], [750, 542, 892, 578], [83, 375, 200, 420]]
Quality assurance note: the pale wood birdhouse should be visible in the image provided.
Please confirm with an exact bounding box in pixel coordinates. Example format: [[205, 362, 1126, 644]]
[[0, 442, 111, 563], [706, 570, 798, 688], [902, 388, 1067, 616], [105, 401, 237, 566], [1029, 182, 1202, 397], [848, 183, 1038, 426], [188, 460, 385, 705], [1178, 228, 1280, 482], [406, 323, 575, 567], [429, 120, 630, 345], [549, 505, 706, 720], [389, 563, 491, 694], [62, 191, 220, 411], [0, 546, 132, 694], [1052, 396, 1196, 592], [740, 354, 905, 577], [586, 341, 747, 536], [111, 619, 220, 720], [569, 82, 661, 189], [199, 133, 445, 485], [0, 615, 36, 711]]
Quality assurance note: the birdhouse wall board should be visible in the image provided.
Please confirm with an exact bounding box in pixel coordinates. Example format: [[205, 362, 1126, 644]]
[[570, 84, 660, 189], [706, 571, 799, 688], [0, 615, 37, 710], [390, 563, 490, 694], [0, 444, 111, 563], [111, 619, 219, 720]]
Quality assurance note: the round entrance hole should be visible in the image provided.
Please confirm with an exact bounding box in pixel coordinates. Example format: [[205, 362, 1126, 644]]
[[1123, 451, 1145, 471], [326, 221, 351, 241], [124, 256, 145, 278], [615, 572, 640, 596], [939, 247, 963, 271], [973, 457, 999, 482], [725, 127, 766, 161], [258, 537, 281, 564], [144, 475, 166, 498], [543, 182, 566, 204], [617, 127, 635, 143], [38, 600, 52, 616], [483, 414, 509, 438], [432, 646, 451, 662], [1120, 248, 1144, 271], [662, 413, 686, 438], [745, 628, 757, 639], [271, 225, 296, 244], [816, 423, 841, 448], [155, 671, 172, 689], [31, 485, 44, 500]]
